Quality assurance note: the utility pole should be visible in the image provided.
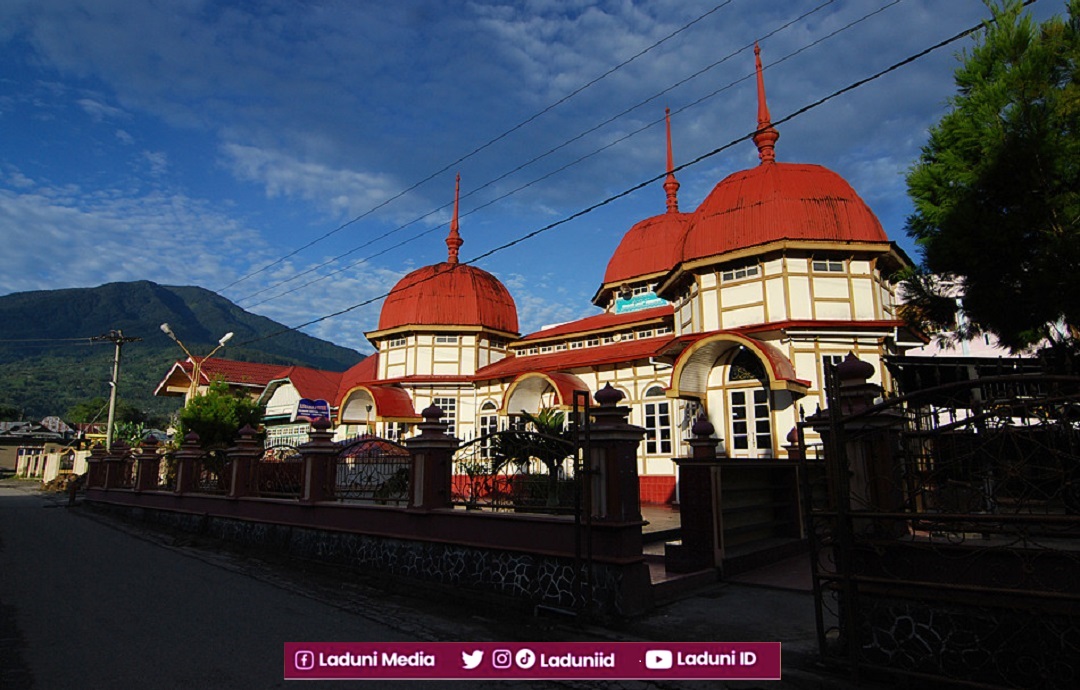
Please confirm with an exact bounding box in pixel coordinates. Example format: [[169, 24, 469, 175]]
[[91, 330, 142, 450]]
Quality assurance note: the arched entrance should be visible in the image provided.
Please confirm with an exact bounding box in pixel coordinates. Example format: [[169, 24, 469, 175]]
[[668, 334, 808, 459]]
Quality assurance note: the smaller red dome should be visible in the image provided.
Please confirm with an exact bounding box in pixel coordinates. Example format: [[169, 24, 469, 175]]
[[377, 262, 519, 334], [603, 211, 691, 286]]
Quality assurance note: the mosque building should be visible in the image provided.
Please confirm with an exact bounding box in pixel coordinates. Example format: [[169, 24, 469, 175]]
[[250, 45, 920, 505]]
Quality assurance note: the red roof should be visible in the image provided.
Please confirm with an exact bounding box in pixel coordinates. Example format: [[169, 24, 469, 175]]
[[478, 335, 678, 380], [519, 306, 672, 342], [335, 353, 379, 400], [602, 211, 691, 288], [376, 262, 519, 334], [679, 162, 889, 264], [270, 365, 343, 402]]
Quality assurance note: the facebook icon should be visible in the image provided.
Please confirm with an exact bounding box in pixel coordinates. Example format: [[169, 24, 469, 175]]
[[295, 650, 315, 670]]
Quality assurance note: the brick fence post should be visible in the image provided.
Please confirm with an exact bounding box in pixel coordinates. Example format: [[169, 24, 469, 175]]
[[300, 418, 336, 503], [85, 444, 108, 489], [668, 415, 723, 573], [174, 432, 201, 495], [228, 425, 261, 499], [103, 440, 129, 490], [134, 438, 162, 492], [404, 404, 457, 511], [588, 384, 645, 523]]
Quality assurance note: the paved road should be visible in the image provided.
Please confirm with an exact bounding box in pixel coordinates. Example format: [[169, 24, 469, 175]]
[[0, 485, 523, 690], [1, 482, 853, 690]]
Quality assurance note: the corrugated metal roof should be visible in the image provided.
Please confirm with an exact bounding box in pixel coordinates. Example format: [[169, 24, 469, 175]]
[[376, 262, 518, 334], [478, 336, 678, 380], [602, 211, 691, 287], [680, 162, 889, 264], [518, 306, 672, 342]]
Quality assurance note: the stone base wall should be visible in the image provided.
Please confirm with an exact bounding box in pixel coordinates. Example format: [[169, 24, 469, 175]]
[[89, 502, 651, 618]]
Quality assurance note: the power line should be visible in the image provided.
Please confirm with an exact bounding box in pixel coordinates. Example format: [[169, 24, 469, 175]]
[[238, 15, 991, 349], [215, 0, 740, 295], [236, 0, 868, 309]]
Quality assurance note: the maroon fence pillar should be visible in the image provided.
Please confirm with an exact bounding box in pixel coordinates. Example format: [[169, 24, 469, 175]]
[[174, 432, 201, 495], [668, 416, 722, 573], [228, 425, 261, 499], [85, 444, 108, 489], [134, 438, 162, 492], [300, 418, 336, 503], [404, 404, 456, 511], [103, 440, 129, 490], [588, 384, 646, 523]]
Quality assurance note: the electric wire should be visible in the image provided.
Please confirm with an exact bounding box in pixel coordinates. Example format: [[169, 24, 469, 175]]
[[237, 0, 884, 309], [237, 14, 993, 349], [214, 0, 740, 295]]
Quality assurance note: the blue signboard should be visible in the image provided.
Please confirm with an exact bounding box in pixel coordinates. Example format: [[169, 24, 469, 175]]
[[294, 398, 331, 421], [614, 291, 667, 314]]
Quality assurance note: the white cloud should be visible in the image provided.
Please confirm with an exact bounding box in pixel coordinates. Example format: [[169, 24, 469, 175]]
[[220, 143, 400, 220], [76, 97, 125, 121]]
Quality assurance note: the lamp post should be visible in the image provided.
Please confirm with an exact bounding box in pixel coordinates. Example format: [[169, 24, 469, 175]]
[[160, 323, 234, 402]]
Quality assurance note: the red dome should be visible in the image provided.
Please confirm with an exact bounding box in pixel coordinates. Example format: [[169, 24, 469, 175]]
[[678, 162, 888, 264], [603, 210, 691, 286], [377, 262, 519, 334]]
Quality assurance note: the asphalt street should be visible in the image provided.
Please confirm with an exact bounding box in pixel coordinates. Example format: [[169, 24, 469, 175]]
[[0, 481, 852, 690]]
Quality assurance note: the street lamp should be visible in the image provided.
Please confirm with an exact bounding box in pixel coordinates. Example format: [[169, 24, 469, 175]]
[[160, 323, 234, 401]]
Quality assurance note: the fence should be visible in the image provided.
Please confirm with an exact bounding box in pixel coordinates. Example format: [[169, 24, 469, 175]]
[[83, 390, 654, 617], [801, 360, 1080, 689]]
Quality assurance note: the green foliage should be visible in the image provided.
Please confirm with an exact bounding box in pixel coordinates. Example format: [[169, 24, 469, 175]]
[[0, 403, 22, 421], [492, 408, 575, 508], [905, 0, 1080, 350], [65, 397, 153, 425], [112, 421, 148, 446], [175, 379, 264, 450]]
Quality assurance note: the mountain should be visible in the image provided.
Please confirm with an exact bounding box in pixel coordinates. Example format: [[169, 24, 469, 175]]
[[0, 281, 365, 421]]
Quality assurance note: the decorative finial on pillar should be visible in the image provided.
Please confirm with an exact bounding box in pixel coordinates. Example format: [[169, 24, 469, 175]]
[[446, 173, 463, 264], [753, 43, 779, 164], [663, 107, 680, 213]]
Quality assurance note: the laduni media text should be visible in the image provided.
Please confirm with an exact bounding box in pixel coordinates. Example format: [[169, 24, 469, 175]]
[[318, 651, 435, 667]]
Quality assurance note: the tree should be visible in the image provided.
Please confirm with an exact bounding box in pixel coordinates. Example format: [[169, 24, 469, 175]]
[[493, 408, 575, 509], [66, 397, 151, 425], [0, 404, 22, 421], [904, 0, 1080, 351], [174, 379, 264, 450]]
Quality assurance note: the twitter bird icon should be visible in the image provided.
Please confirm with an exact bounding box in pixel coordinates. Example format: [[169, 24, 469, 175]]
[[462, 650, 484, 670]]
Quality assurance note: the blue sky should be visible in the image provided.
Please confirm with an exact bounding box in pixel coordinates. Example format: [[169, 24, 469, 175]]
[[0, 0, 1062, 353]]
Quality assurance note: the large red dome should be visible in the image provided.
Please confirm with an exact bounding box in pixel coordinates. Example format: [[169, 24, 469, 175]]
[[678, 161, 888, 264], [377, 262, 519, 334]]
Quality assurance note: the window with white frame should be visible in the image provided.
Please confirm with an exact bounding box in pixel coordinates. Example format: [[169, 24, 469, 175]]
[[387, 336, 407, 348], [721, 265, 759, 282], [435, 335, 459, 344], [384, 422, 408, 442], [642, 386, 673, 455], [432, 397, 457, 436], [812, 258, 845, 272]]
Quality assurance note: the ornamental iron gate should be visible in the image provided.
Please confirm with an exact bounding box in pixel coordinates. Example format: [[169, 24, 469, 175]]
[[800, 372, 1080, 689]]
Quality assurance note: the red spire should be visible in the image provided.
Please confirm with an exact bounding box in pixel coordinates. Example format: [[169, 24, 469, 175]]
[[663, 107, 680, 213], [446, 173, 463, 264], [753, 42, 779, 164]]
